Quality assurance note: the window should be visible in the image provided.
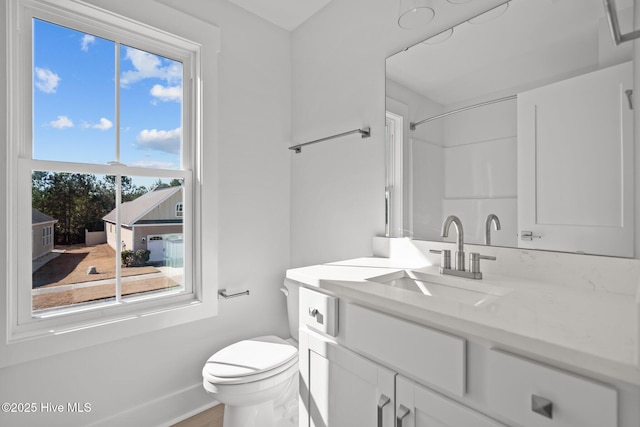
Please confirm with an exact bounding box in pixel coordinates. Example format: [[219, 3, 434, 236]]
[[41, 225, 52, 247], [176, 202, 184, 217], [5, 0, 215, 347]]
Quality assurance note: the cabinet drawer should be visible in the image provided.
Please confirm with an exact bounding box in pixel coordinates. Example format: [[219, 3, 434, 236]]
[[345, 304, 466, 397], [487, 349, 617, 427], [299, 287, 339, 337]]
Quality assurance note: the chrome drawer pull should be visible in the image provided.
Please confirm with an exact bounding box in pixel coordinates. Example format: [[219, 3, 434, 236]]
[[377, 394, 390, 427], [397, 404, 410, 427], [308, 307, 324, 324], [532, 395, 553, 419]]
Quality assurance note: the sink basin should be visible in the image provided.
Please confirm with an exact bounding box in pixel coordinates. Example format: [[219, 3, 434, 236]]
[[366, 270, 511, 307]]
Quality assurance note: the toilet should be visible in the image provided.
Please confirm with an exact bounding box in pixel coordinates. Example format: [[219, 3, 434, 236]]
[[202, 280, 299, 427]]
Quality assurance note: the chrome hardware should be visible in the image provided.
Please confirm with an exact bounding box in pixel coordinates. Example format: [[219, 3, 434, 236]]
[[435, 216, 498, 279], [289, 127, 371, 153], [308, 307, 324, 325], [531, 395, 553, 419], [429, 249, 451, 270], [411, 95, 516, 131], [520, 231, 542, 241], [441, 215, 465, 271], [604, 0, 640, 45], [218, 289, 250, 299], [397, 404, 411, 427], [626, 89, 633, 110], [377, 394, 390, 427], [468, 252, 496, 279], [484, 214, 501, 246]]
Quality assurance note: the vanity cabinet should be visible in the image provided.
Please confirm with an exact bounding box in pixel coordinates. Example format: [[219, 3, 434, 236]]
[[304, 332, 395, 427], [302, 329, 507, 427], [396, 375, 505, 427], [486, 349, 617, 427], [299, 287, 504, 427], [298, 286, 632, 427]]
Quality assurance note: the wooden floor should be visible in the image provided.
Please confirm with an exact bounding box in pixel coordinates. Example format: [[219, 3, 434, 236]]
[[171, 404, 224, 427]]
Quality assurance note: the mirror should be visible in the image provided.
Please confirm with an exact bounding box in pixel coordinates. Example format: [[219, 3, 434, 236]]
[[385, 0, 635, 257]]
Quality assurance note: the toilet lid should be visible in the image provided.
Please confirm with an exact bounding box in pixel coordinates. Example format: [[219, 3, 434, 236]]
[[204, 335, 297, 378]]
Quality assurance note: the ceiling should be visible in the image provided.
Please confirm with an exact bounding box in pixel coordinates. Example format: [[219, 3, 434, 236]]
[[226, 0, 333, 31]]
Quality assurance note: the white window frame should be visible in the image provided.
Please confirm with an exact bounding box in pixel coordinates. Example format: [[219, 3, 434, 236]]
[[385, 112, 404, 238], [176, 202, 184, 217], [41, 225, 52, 247], [3, 0, 219, 365]]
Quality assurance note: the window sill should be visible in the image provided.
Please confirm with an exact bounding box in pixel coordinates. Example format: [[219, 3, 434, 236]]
[[0, 292, 217, 368]]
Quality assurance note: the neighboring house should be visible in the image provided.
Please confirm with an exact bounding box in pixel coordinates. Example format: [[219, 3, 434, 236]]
[[103, 186, 183, 264], [32, 208, 57, 260]]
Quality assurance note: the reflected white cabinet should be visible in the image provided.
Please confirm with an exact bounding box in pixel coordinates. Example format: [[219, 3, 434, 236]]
[[518, 61, 634, 257], [396, 376, 505, 427]]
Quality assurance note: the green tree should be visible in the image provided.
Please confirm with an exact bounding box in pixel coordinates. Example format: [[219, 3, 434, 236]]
[[31, 172, 150, 245], [103, 176, 148, 202]]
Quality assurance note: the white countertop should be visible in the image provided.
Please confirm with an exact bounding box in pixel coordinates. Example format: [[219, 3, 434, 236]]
[[287, 256, 640, 386]]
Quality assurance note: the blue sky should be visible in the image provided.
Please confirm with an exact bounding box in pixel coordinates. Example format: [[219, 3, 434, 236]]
[[33, 19, 183, 183]]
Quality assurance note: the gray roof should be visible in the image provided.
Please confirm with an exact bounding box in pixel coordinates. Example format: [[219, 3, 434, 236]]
[[103, 186, 182, 226], [32, 208, 56, 225]]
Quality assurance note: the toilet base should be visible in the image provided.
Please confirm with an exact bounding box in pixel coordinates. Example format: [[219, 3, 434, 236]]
[[223, 401, 275, 427], [220, 372, 298, 427]]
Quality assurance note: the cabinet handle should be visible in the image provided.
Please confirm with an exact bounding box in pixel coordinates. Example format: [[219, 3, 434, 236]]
[[377, 394, 390, 427], [531, 395, 553, 419], [396, 404, 410, 427]]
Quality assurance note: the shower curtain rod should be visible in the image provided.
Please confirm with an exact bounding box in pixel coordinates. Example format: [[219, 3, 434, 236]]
[[410, 94, 517, 131], [289, 127, 371, 153]]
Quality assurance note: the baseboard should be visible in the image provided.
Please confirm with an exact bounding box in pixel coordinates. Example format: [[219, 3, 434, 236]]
[[89, 382, 219, 427]]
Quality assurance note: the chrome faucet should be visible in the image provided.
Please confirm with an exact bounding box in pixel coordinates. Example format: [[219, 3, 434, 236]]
[[484, 214, 501, 246], [441, 215, 465, 271], [430, 215, 496, 279]]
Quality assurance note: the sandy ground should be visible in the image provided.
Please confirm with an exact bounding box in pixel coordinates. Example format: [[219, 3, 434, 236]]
[[32, 243, 180, 311]]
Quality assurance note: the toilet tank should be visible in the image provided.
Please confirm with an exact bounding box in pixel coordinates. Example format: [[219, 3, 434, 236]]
[[282, 279, 299, 341]]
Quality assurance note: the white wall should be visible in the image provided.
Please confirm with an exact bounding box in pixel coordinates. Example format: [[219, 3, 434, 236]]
[[0, 0, 292, 425], [441, 99, 518, 247], [290, 0, 508, 267]]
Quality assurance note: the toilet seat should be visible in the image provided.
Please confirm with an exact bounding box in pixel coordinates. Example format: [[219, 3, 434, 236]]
[[203, 335, 298, 386]]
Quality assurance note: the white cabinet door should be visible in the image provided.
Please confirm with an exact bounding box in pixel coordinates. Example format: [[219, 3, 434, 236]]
[[517, 61, 633, 257], [396, 376, 505, 427], [303, 331, 396, 427]]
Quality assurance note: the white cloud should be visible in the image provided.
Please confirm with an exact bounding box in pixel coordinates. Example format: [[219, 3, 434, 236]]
[[135, 127, 181, 154], [81, 118, 113, 130], [93, 117, 113, 130], [81, 34, 95, 52], [150, 84, 182, 102], [35, 67, 60, 94], [128, 160, 175, 169], [120, 47, 181, 87], [50, 115, 73, 129]]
